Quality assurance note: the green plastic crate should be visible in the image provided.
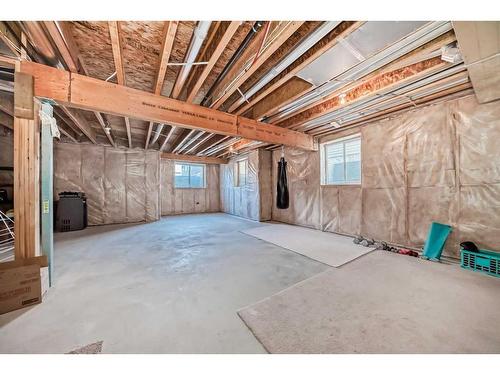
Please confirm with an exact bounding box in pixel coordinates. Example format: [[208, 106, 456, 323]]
[[461, 248, 500, 278]]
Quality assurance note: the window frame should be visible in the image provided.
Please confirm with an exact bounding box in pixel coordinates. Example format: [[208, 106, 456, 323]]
[[174, 161, 207, 189], [234, 158, 248, 187], [320, 133, 362, 186]]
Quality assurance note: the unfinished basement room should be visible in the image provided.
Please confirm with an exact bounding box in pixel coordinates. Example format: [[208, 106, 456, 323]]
[[1, 2, 500, 364]]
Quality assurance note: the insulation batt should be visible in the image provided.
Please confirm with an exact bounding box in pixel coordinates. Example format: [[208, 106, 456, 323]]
[[272, 95, 500, 258], [54, 144, 161, 225], [220, 149, 272, 221]]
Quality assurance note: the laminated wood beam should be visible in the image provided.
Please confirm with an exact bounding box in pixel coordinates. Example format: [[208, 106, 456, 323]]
[[210, 21, 305, 110], [145, 21, 179, 149], [20, 61, 316, 150], [161, 152, 228, 164], [186, 21, 240, 103]]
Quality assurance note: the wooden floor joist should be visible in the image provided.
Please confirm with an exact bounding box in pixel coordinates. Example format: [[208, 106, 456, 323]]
[[233, 21, 364, 115], [146, 21, 179, 149], [210, 21, 304, 110], [161, 152, 228, 164], [20, 61, 316, 150]]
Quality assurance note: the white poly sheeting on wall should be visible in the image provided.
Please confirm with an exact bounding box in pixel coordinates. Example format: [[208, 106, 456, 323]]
[[54, 143, 160, 225], [220, 149, 272, 221], [272, 95, 500, 258], [160, 158, 220, 215]]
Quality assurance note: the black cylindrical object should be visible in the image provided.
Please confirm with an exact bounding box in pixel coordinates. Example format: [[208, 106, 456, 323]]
[[276, 157, 289, 209]]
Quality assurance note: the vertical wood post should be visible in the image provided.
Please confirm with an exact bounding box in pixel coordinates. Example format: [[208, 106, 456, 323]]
[[14, 71, 40, 260]]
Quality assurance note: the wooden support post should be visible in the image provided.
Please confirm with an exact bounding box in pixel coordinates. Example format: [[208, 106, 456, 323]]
[[13, 72, 40, 260]]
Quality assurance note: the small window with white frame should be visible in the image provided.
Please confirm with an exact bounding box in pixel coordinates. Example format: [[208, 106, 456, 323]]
[[321, 134, 361, 185], [174, 162, 206, 188], [234, 159, 248, 187]]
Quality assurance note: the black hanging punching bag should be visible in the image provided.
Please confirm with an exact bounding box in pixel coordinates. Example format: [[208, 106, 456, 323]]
[[277, 156, 289, 209]]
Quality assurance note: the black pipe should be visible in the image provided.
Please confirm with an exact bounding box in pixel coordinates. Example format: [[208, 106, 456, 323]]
[[201, 21, 264, 106]]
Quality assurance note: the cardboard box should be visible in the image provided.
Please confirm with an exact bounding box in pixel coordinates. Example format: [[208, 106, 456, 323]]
[[0, 264, 41, 315]]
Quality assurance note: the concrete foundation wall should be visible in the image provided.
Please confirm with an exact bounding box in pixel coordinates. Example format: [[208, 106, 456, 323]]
[[271, 95, 500, 258]]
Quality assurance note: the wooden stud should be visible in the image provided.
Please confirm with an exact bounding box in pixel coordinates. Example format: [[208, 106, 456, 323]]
[[13, 90, 40, 259]]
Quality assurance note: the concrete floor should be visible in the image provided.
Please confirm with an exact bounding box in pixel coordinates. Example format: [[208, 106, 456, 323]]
[[0, 213, 328, 353], [239, 250, 500, 353]]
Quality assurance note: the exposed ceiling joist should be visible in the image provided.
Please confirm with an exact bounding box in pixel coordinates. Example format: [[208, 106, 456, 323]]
[[145, 21, 179, 149], [60, 106, 97, 144], [0, 110, 13, 129], [42, 21, 79, 72], [277, 29, 457, 126], [21, 61, 316, 150], [186, 21, 241, 103], [78, 56, 115, 147], [278, 56, 452, 129], [210, 21, 305, 110], [108, 21, 132, 148], [233, 21, 363, 115], [159, 125, 176, 152], [93, 111, 115, 147], [161, 152, 228, 164], [184, 133, 214, 154]]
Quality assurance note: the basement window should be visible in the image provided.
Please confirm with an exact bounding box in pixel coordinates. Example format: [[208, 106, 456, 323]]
[[174, 162, 206, 188], [321, 134, 361, 185], [234, 159, 248, 187]]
